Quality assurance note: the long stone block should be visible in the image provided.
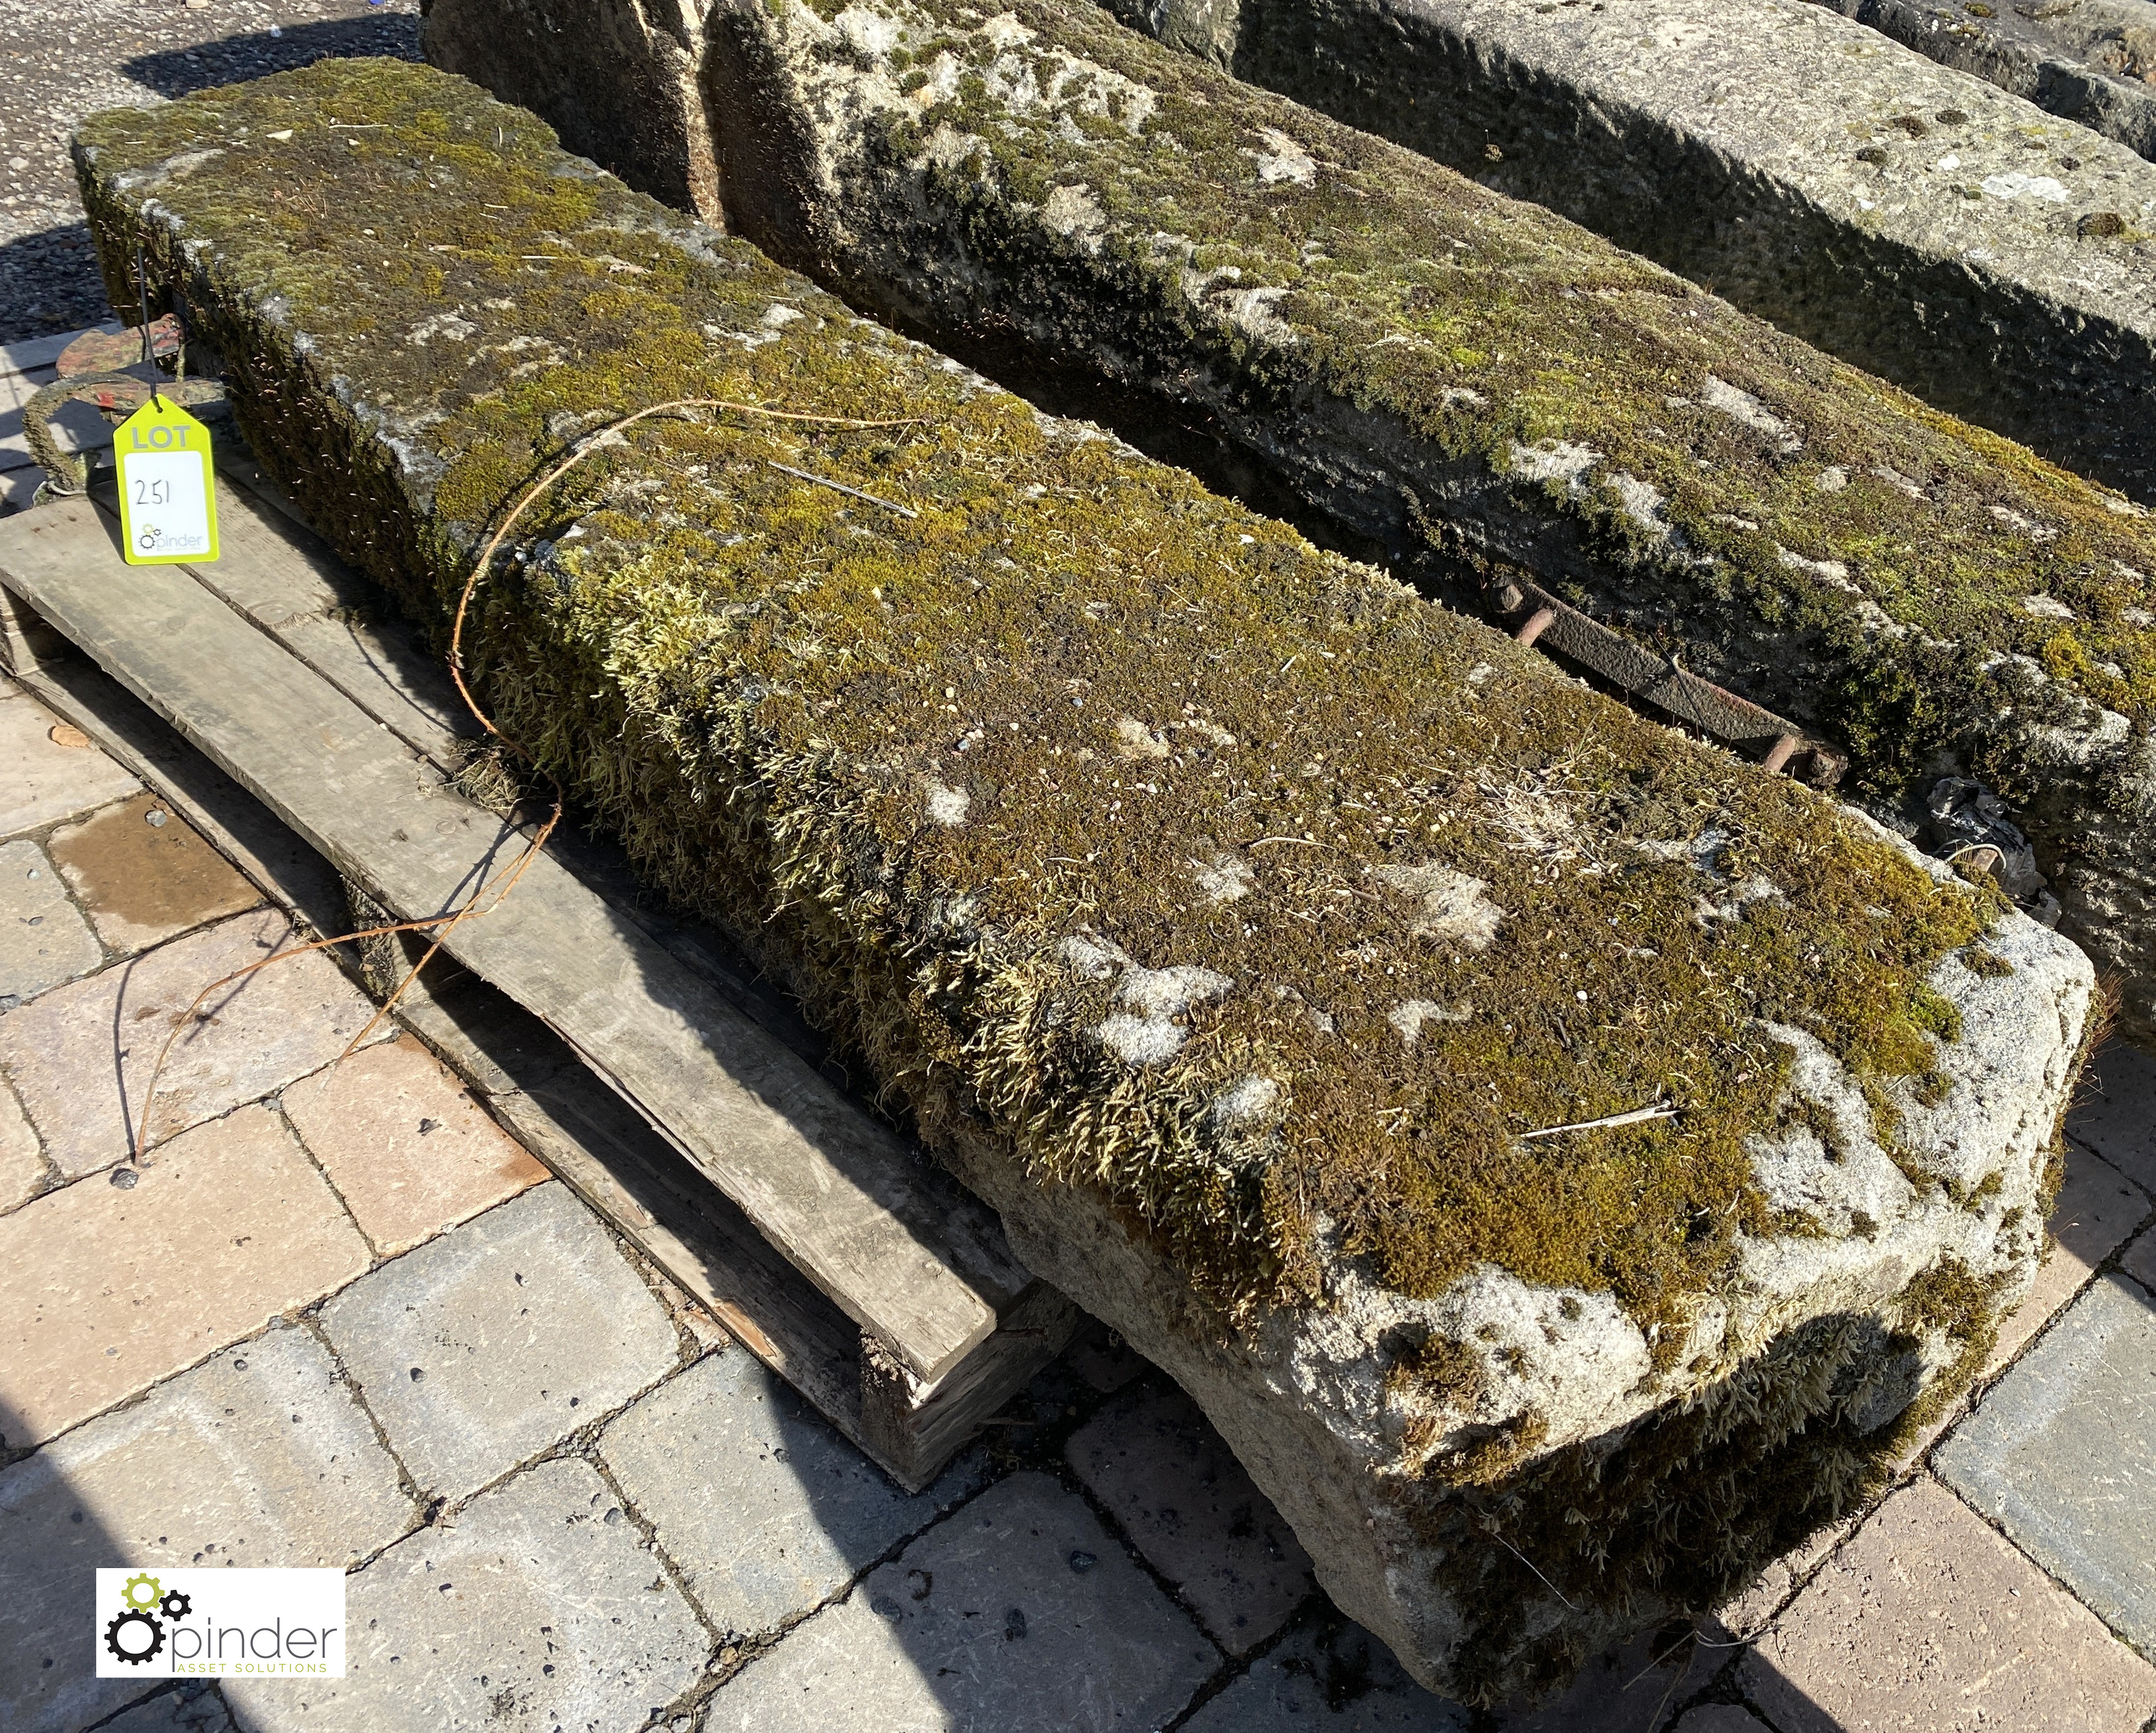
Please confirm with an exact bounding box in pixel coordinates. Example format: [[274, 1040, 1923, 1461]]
[[434, 0, 2156, 1040], [1803, 0, 2156, 160], [1093, 0, 2156, 501], [74, 61, 2092, 1702]]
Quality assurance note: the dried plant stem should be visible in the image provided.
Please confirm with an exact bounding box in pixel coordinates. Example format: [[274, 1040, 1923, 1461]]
[[128, 396, 916, 1166]]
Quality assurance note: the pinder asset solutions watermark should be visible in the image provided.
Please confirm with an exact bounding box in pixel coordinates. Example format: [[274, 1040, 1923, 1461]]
[[95, 1569, 345, 1678]]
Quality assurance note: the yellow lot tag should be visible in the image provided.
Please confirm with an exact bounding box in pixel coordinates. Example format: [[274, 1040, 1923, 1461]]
[[115, 397, 219, 565]]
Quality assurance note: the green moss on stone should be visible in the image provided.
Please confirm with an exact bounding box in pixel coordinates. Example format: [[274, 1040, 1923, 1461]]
[[733, 0, 2156, 799], [74, 58, 1998, 1360]]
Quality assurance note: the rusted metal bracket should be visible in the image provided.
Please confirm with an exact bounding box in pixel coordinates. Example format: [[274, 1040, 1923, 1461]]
[[26, 314, 228, 500], [1489, 579, 1846, 788]]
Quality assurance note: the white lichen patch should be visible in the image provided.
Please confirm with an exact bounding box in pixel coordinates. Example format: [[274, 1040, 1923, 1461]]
[[1979, 170, 2070, 202], [2022, 593, 2077, 619], [1209, 1074, 1283, 1127], [1247, 126, 1317, 185], [1191, 848, 1256, 902], [924, 779, 971, 825], [1114, 714, 1172, 758], [1607, 471, 1669, 535], [1508, 438, 1600, 492], [1372, 863, 1504, 951], [1777, 547, 1859, 591], [1042, 181, 1106, 247], [1388, 999, 1473, 1048], [1096, 964, 1234, 1064], [1695, 875, 1785, 927], [1702, 375, 1802, 454], [407, 311, 477, 346]]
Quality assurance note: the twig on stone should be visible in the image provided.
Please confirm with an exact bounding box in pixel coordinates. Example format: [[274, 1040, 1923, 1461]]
[[1518, 1103, 1679, 1141], [767, 459, 918, 518]]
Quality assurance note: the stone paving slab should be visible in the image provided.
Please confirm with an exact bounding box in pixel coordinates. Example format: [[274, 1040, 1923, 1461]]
[[0, 1323, 412, 1733], [102, 1688, 237, 1733], [2067, 1039, 2156, 1194], [1739, 1477, 2156, 1731], [0, 836, 101, 1000], [0, 908, 385, 1178], [702, 1471, 1217, 1732], [318, 1181, 681, 1503], [280, 1035, 547, 1257], [1495, 1629, 1720, 1732], [0, 691, 139, 839], [1994, 1143, 2154, 1369], [1668, 1711, 1771, 1733], [48, 791, 260, 955], [0, 1076, 43, 1210], [0, 1104, 371, 1451], [2124, 1224, 2156, 1290], [224, 1455, 708, 1733], [1180, 1618, 1470, 1730], [1935, 1273, 2156, 1654], [599, 1346, 985, 1642], [1065, 1382, 1314, 1654]]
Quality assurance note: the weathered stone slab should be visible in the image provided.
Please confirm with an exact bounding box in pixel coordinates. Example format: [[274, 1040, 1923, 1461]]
[[1738, 1477, 2156, 1731], [1934, 1273, 2156, 1654], [1088, 0, 2156, 493], [0, 1324, 412, 1733], [0, 836, 102, 999], [1804, 0, 2156, 159], [75, 63, 2093, 1701], [222, 1456, 709, 1732], [598, 1346, 985, 1640], [317, 1182, 682, 1503], [701, 1471, 1217, 1731], [422, 0, 727, 224], [680, 0, 2156, 1040]]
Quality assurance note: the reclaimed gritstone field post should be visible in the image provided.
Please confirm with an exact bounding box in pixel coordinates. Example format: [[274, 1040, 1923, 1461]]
[[72, 59, 2092, 1702], [431, 0, 2156, 1038]]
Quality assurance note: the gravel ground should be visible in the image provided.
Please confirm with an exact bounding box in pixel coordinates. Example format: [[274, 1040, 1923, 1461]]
[[0, 0, 419, 344]]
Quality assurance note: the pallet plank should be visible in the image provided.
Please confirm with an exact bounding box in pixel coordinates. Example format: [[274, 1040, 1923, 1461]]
[[0, 501, 1019, 1384]]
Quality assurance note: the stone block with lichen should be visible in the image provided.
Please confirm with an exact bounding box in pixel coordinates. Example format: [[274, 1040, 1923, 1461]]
[[74, 60, 2092, 1702], [431, 0, 2156, 1042]]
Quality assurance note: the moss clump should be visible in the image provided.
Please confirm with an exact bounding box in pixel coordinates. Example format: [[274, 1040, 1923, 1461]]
[[714, 0, 2156, 804], [76, 58, 2000, 1349]]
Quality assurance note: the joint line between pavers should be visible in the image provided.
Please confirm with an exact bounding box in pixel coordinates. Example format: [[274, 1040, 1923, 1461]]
[[1923, 1466, 2143, 1639], [271, 1070, 394, 1265], [289, 1309, 432, 1554]]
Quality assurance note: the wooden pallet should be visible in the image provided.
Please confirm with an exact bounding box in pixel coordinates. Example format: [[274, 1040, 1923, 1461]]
[[0, 476, 1074, 1490]]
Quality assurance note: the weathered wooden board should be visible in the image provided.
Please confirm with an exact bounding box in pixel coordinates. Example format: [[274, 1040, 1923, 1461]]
[[0, 499, 1024, 1385]]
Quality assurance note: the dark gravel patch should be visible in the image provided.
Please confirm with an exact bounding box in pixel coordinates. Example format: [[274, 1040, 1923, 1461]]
[[0, 0, 420, 343]]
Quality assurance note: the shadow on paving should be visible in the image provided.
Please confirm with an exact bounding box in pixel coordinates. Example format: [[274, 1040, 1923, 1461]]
[[0, 227, 112, 349], [121, 18, 420, 105], [0, 1390, 202, 1733]]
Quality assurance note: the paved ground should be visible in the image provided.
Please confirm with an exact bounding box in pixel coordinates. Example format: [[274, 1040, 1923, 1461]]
[[0, 620, 2152, 1732], [0, 0, 420, 345]]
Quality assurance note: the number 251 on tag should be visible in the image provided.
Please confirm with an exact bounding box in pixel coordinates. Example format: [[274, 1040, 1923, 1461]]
[[115, 398, 219, 566]]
